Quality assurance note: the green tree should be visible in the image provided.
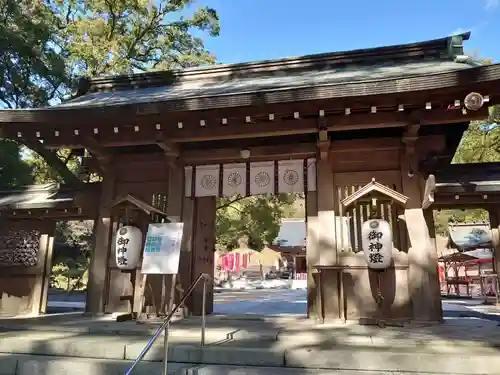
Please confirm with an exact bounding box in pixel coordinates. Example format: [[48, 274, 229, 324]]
[[0, 0, 68, 108], [216, 194, 298, 251], [452, 106, 500, 164], [18, 0, 220, 184], [0, 139, 34, 187], [435, 104, 500, 233], [53, 0, 219, 77], [51, 220, 94, 291], [24, 148, 82, 184], [434, 209, 489, 236], [0, 0, 220, 285]]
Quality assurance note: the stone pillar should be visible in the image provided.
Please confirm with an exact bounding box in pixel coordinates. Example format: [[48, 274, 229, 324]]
[[86, 167, 116, 314], [401, 165, 442, 322]]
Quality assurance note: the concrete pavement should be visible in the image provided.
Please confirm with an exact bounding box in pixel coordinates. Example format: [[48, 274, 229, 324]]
[[47, 289, 500, 321]]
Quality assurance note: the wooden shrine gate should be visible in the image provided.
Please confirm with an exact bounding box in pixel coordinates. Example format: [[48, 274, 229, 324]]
[[0, 32, 500, 323]]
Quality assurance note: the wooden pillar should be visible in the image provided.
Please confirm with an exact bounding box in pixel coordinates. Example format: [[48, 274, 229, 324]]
[[315, 157, 340, 321], [86, 167, 116, 314], [32, 221, 56, 315], [180, 196, 195, 315], [164, 164, 185, 313], [487, 207, 500, 305], [191, 196, 216, 315], [401, 166, 442, 322], [305, 190, 320, 319], [39, 231, 55, 314]]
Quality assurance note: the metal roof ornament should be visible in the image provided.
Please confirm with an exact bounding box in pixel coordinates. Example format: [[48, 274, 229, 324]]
[[464, 92, 484, 111]]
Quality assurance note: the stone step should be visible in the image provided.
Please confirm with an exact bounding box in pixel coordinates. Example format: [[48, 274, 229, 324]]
[[0, 315, 283, 341], [0, 355, 464, 375], [0, 331, 499, 374], [0, 354, 191, 375], [276, 330, 500, 352], [179, 365, 482, 375], [0, 321, 280, 342], [1, 353, 498, 375]]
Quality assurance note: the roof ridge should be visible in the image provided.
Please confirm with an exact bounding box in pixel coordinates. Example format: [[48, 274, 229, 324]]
[[74, 33, 471, 96]]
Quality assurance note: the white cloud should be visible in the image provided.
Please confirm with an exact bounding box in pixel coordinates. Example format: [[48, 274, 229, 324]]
[[451, 28, 467, 35], [449, 22, 488, 36], [484, 0, 499, 10]]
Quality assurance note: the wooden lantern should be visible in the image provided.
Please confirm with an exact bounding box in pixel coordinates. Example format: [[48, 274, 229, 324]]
[[115, 225, 143, 270], [341, 178, 409, 270]]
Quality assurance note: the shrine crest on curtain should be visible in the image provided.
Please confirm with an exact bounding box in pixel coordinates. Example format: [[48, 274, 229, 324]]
[[185, 158, 317, 198]]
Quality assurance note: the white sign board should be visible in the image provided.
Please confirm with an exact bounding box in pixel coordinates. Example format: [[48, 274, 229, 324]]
[[141, 223, 184, 274]]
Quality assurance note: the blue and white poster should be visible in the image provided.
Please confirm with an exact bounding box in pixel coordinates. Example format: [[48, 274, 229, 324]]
[[141, 222, 184, 274]]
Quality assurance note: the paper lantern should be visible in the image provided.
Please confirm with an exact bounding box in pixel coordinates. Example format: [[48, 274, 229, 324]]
[[361, 219, 392, 270], [115, 225, 143, 269]]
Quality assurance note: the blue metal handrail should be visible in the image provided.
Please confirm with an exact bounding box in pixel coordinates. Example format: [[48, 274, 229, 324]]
[[125, 273, 211, 375]]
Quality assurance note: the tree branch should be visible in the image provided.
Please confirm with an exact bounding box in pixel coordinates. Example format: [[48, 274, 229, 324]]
[[19, 138, 83, 187], [216, 195, 246, 210], [104, 0, 117, 39]]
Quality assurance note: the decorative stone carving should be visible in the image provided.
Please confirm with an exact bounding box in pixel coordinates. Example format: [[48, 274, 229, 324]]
[[0, 230, 41, 266]]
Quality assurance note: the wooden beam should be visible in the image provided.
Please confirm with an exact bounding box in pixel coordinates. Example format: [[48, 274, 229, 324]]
[[317, 130, 330, 161], [422, 174, 436, 209], [182, 142, 316, 164], [82, 136, 112, 163], [170, 108, 486, 143], [432, 195, 500, 207], [0, 208, 87, 220], [113, 137, 406, 165], [330, 137, 403, 152], [402, 118, 421, 174], [19, 137, 83, 187], [433, 162, 500, 182], [155, 131, 180, 157], [0, 64, 499, 127], [16, 107, 488, 149]]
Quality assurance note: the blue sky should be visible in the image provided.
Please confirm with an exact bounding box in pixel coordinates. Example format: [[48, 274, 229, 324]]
[[195, 0, 500, 64]]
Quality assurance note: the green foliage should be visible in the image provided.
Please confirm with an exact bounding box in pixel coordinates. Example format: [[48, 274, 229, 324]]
[[51, 220, 94, 290], [434, 104, 500, 234], [434, 209, 489, 236], [452, 107, 500, 164], [2, 0, 220, 184], [24, 148, 81, 184], [0, 0, 221, 286], [51, 258, 88, 291], [0, 0, 68, 108], [281, 195, 305, 218], [0, 139, 34, 187], [52, 0, 219, 76], [216, 194, 299, 251]]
